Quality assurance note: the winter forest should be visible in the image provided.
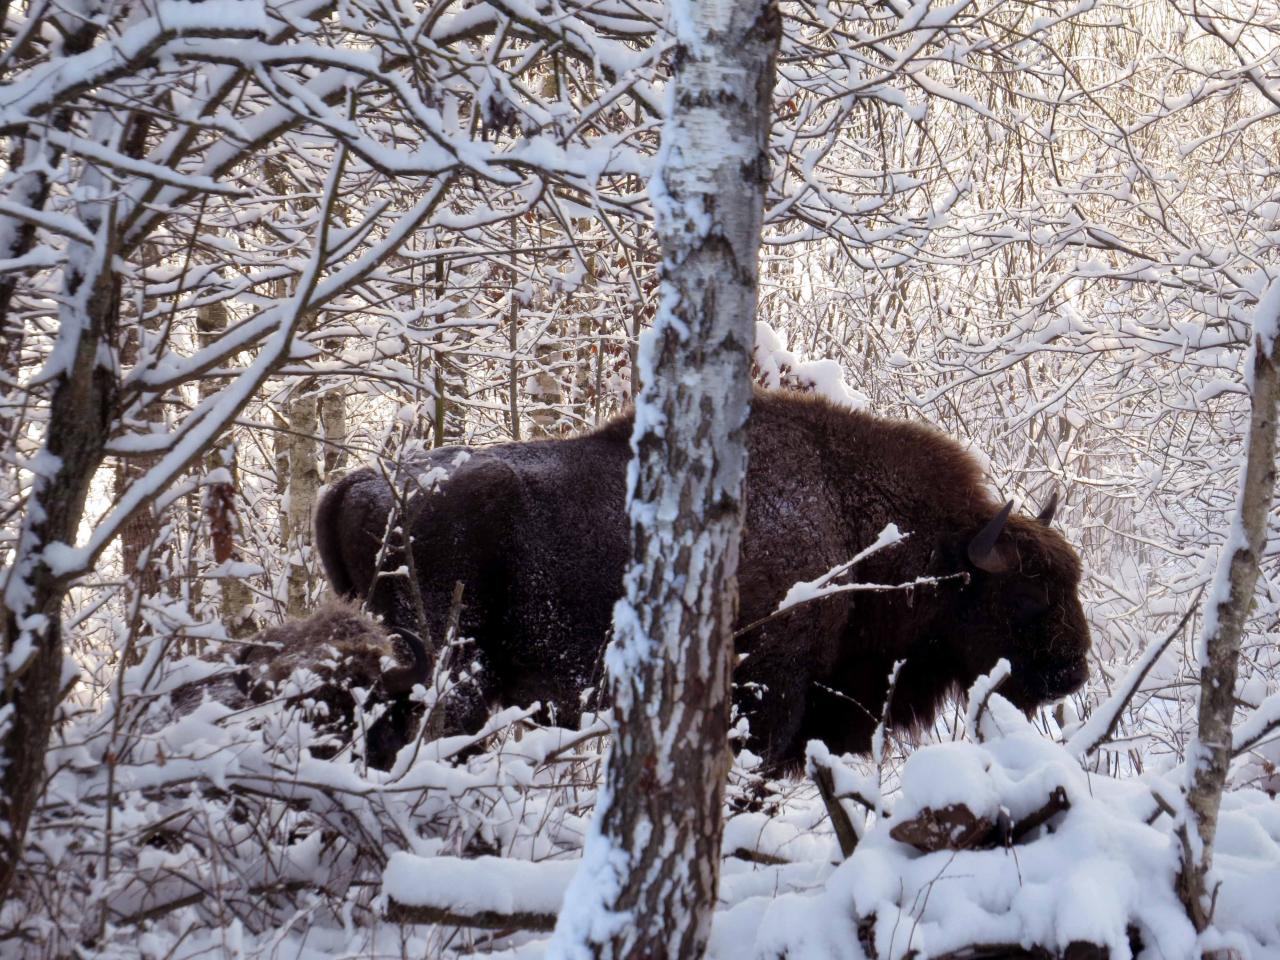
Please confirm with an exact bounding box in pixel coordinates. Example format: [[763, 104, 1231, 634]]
[[2, 0, 1280, 955]]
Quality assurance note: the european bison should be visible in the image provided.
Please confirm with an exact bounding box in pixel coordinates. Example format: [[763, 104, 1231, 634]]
[[315, 390, 1090, 766], [170, 602, 424, 770]]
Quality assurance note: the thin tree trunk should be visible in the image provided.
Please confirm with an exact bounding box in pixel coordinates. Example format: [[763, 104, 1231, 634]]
[[547, 0, 779, 955], [1178, 283, 1280, 931], [432, 346, 465, 447], [508, 259, 523, 440], [0, 11, 101, 350], [115, 322, 163, 606], [198, 300, 256, 639], [282, 380, 320, 618], [320, 381, 347, 477], [0, 137, 39, 442]]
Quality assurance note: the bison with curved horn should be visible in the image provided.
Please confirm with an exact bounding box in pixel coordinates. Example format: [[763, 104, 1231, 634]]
[[315, 390, 1090, 767]]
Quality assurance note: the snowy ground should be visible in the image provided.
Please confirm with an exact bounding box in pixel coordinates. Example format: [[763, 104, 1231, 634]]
[[12, 646, 1279, 960]]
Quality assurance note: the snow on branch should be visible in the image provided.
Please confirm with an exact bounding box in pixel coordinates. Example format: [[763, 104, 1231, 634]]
[[0, 3, 266, 130], [1065, 598, 1199, 760], [965, 658, 1011, 742], [733, 524, 969, 643], [774, 523, 907, 611], [478, 0, 665, 118], [45, 134, 355, 579], [1233, 688, 1280, 758]]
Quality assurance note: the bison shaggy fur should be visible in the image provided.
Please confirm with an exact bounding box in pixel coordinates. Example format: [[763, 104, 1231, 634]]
[[316, 389, 1091, 767], [170, 602, 422, 770]]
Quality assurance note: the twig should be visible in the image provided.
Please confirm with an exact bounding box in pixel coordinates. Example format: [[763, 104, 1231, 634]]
[[1232, 687, 1280, 757], [1066, 593, 1201, 759], [833, 786, 881, 813], [966, 660, 1010, 742], [923, 943, 1058, 960], [1010, 786, 1070, 842], [734, 572, 966, 640], [727, 847, 791, 866], [112, 880, 316, 927], [872, 659, 906, 818], [1146, 789, 1178, 826]]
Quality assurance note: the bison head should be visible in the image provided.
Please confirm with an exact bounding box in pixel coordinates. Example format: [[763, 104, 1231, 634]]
[[928, 493, 1091, 712]]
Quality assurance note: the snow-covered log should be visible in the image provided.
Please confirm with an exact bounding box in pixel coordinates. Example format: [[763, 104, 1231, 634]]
[[384, 853, 571, 931]]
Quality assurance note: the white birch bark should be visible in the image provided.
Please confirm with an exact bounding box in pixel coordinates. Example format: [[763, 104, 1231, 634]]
[[283, 380, 320, 618], [1178, 278, 1280, 931], [547, 0, 780, 956]]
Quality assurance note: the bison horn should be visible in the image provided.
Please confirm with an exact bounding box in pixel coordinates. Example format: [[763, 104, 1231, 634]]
[[968, 501, 1014, 573], [383, 626, 431, 696], [1037, 489, 1059, 526]]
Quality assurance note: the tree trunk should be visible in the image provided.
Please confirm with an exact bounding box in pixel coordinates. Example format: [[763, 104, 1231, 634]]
[[547, 0, 780, 956], [320, 381, 347, 478], [1178, 282, 1280, 931], [0, 138, 39, 444], [198, 300, 256, 640], [282, 380, 320, 618], [0, 14, 102, 404], [0, 203, 119, 906], [115, 324, 163, 605]]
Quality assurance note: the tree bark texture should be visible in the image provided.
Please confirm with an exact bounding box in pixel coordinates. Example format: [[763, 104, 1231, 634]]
[[0, 209, 119, 905], [1178, 285, 1280, 931], [548, 0, 780, 957], [283, 380, 321, 618], [198, 301, 257, 640]]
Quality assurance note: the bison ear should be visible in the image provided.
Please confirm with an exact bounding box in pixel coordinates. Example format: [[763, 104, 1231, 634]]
[[1036, 489, 1059, 526], [968, 501, 1015, 574]]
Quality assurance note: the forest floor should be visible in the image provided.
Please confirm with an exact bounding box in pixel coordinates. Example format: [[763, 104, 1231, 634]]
[[11, 655, 1280, 960]]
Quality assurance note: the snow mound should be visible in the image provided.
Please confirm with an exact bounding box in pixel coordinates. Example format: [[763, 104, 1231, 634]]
[[754, 320, 869, 409]]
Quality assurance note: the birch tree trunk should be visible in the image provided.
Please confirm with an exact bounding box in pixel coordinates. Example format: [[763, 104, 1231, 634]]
[[1178, 281, 1280, 931], [282, 380, 320, 618], [548, 0, 780, 956], [320, 382, 347, 477]]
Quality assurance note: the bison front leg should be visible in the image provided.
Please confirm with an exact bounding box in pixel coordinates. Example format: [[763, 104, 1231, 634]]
[[732, 656, 819, 769]]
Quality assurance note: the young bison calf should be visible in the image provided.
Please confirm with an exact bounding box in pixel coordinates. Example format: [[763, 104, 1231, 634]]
[[170, 602, 423, 770]]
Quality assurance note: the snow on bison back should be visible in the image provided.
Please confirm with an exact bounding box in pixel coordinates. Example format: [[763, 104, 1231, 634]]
[[315, 389, 1090, 767]]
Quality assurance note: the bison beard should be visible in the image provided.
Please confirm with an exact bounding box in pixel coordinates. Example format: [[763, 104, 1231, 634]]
[[316, 390, 1091, 768]]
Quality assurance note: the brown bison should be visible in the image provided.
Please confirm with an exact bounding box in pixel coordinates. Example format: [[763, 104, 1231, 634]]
[[315, 390, 1090, 767], [170, 602, 424, 770]]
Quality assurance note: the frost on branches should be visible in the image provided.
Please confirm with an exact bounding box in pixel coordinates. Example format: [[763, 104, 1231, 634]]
[[11, 650, 1279, 959], [4, 0, 1280, 956]]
